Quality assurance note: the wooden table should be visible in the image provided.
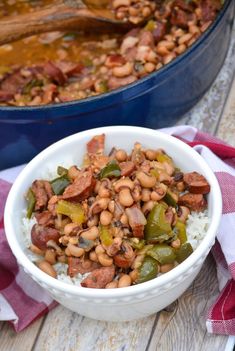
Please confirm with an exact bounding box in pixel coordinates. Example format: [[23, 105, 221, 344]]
[[1, 24, 235, 351]]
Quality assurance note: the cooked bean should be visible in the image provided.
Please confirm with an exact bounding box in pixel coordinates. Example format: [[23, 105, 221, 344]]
[[100, 210, 113, 226], [81, 226, 99, 240], [105, 281, 118, 288], [108, 200, 115, 213], [63, 222, 80, 236], [141, 188, 151, 202], [158, 40, 175, 50], [142, 6, 151, 17], [174, 44, 187, 55], [44, 249, 56, 264], [112, 62, 133, 78], [98, 179, 111, 198], [89, 250, 98, 262], [144, 62, 155, 73], [67, 243, 85, 257], [98, 253, 113, 266], [177, 206, 190, 223], [114, 177, 134, 192], [178, 33, 193, 45], [145, 149, 157, 160], [29, 244, 44, 256], [87, 215, 99, 227], [132, 185, 142, 202], [120, 213, 128, 225], [129, 269, 138, 283], [160, 263, 174, 273], [171, 238, 181, 249], [132, 254, 145, 269], [115, 149, 127, 162], [95, 244, 105, 255], [37, 260, 57, 278], [163, 53, 176, 65], [176, 181, 185, 192], [136, 171, 156, 188], [119, 188, 134, 207], [90, 198, 109, 215], [142, 200, 155, 215], [156, 45, 170, 56], [57, 255, 67, 263], [118, 274, 132, 288]]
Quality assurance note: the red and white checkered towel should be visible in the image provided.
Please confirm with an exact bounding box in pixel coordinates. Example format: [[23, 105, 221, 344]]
[[1, 125, 235, 334]]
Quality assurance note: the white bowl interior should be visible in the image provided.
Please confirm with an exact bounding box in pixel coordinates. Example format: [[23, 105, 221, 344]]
[[4, 126, 222, 299]]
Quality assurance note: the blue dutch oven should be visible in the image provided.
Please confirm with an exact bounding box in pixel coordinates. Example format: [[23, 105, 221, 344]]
[[0, 0, 234, 170]]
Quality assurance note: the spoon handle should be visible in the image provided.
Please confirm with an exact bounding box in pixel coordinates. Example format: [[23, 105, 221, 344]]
[[0, 3, 126, 45]]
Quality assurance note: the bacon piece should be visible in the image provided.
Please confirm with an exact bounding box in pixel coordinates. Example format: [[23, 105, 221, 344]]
[[87, 134, 105, 154], [31, 180, 53, 211], [183, 172, 210, 194], [138, 31, 155, 48], [35, 210, 55, 227], [31, 224, 60, 250], [119, 161, 136, 177], [125, 206, 147, 238], [178, 193, 207, 212], [170, 9, 190, 29], [67, 257, 100, 277], [62, 170, 96, 202], [1, 70, 31, 94], [81, 266, 115, 288], [44, 61, 66, 85], [152, 21, 167, 43], [105, 55, 126, 68], [55, 61, 84, 76]]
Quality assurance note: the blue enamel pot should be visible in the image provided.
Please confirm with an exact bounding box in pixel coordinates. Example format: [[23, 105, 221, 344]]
[[0, 0, 234, 170]]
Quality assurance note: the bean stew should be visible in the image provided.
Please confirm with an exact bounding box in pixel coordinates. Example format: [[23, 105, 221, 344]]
[[0, 0, 223, 106]]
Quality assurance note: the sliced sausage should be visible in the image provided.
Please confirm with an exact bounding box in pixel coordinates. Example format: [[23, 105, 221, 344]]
[[87, 134, 105, 154], [31, 224, 60, 251], [81, 266, 115, 288], [125, 206, 147, 238], [178, 193, 207, 212], [119, 161, 136, 177], [35, 210, 55, 227], [183, 172, 210, 194], [67, 257, 100, 277], [31, 180, 53, 211], [62, 170, 96, 202]]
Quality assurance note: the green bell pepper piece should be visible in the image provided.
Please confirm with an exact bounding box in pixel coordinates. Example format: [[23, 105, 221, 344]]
[[99, 160, 121, 179], [129, 238, 145, 250], [57, 166, 68, 176], [56, 200, 85, 224], [137, 256, 159, 284], [50, 175, 70, 195], [174, 221, 187, 244], [147, 244, 176, 265], [144, 203, 173, 244], [175, 242, 193, 263], [26, 188, 36, 219], [163, 189, 177, 207]]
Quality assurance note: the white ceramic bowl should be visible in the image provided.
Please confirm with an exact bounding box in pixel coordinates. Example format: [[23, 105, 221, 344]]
[[4, 126, 222, 321]]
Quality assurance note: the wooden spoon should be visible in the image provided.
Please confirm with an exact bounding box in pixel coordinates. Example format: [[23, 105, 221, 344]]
[[0, 0, 134, 46]]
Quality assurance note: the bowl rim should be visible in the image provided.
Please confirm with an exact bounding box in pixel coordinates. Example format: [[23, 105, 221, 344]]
[[4, 126, 222, 298], [0, 0, 232, 114]]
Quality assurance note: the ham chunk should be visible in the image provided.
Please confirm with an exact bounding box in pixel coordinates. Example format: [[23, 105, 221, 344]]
[[62, 170, 96, 202], [67, 257, 100, 277], [31, 224, 60, 250], [31, 180, 53, 211], [87, 134, 105, 154], [81, 266, 115, 288], [125, 206, 147, 238]]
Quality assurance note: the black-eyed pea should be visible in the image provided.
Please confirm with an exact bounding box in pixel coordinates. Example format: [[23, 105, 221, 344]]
[[163, 53, 176, 65], [178, 33, 193, 45], [65, 247, 72, 256], [145, 149, 157, 161], [108, 200, 115, 213], [29, 244, 44, 256], [120, 213, 128, 225], [114, 178, 134, 192], [87, 215, 99, 227], [141, 188, 151, 202], [67, 243, 85, 257], [98, 253, 113, 266], [129, 269, 138, 283], [142, 6, 151, 17], [95, 244, 105, 255], [132, 254, 145, 269], [118, 274, 132, 288], [112, 62, 133, 78], [37, 260, 57, 278], [100, 210, 113, 226], [115, 149, 127, 162], [175, 44, 187, 55], [136, 171, 156, 188], [68, 165, 80, 180], [81, 226, 99, 240], [89, 250, 99, 262], [44, 249, 56, 265], [160, 263, 174, 273], [119, 188, 134, 207], [63, 222, 79, 236], [105, 281, 118, 289], [142, 200, 155, 216], [176, 181, 185, 192]]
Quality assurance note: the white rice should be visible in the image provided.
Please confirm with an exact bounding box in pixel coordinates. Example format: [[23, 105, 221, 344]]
[[21, 209, 209, 287]]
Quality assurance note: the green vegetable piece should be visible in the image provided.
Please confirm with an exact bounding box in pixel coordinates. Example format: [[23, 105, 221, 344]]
[[156, 153, 173, 164], [129, 238, 145, 250], [144, 20, 155, 31], [99, 160, 121, 179], [57, 166, 68, 176], [147, 244, 176, 265], [23, 79, 43, 94], [144, 203, 173, 244], [150, 169, 159, 179], [26, 188, 36, 219], [99, 225, 113, 246], [56, 200, 85, 224], [137, 256, 159, 284], [175, 243, 193, 263], [163, 189, 177, 207], [174, 221, 187, 244], [50, 176, 70, 195]]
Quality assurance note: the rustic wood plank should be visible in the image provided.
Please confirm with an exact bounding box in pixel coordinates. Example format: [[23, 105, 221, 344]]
[[177, 23, 235, 134], [33, 307, 156, 351], [216, 75, 235, 146], [146, 255, 228, 351], [0, 317, 45, 351]]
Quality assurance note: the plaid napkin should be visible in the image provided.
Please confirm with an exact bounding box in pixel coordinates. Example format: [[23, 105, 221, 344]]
[[1, 125, 235, 334]]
